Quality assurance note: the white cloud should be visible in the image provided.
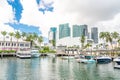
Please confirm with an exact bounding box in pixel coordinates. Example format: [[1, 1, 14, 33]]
[[19, 0, 120, 37], [96, 13, 120, 33], [0, 0, 15, 36]]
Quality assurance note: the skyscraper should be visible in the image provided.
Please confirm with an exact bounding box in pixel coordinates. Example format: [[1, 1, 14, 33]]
[[72, 24, 88, 37], [91, 27, 98, 43], [59, 23, 70, 39], [81, 24, 88, 36], [48, 27, 57, 44]]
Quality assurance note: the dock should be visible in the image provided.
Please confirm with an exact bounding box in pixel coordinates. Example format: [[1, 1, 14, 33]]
[[0, 53, 16, 57]]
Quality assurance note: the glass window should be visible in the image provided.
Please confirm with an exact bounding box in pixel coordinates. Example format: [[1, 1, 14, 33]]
[[8, 43, 10, 46], [25, 44, 29, 47], [2, 43, 4, 46], [14, 43, 16, 46], [6, 43, 7, 46], [12, 43, 13, 46], [0, 42, 1, 46], [20, 43, 24, 47]]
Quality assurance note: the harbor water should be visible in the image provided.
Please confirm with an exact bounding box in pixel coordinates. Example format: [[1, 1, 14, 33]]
[[0, 57, 120, 80]]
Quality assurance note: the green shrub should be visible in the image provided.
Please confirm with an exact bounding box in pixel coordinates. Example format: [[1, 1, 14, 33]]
[[0, 50, 16, 53]]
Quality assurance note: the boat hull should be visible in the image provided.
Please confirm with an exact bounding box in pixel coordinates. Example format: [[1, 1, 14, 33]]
[[96, 59, 111, 64], [16, 53, 31, 59], [31, 54, 40, 58], [79, 59, 96, 63]]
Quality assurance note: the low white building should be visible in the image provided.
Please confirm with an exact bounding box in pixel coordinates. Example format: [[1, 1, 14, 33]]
[[0, 36, 30, 50], [56, 37, 89, 48]]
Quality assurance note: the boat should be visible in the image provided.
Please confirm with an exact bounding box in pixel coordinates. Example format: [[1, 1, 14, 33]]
[[16, 53, 31, 59], [77, 55, 96, 64], [31, 49, 40, 58], [113, 57, 120, 69], [61, 56, 74, 60], [114, 57, 120, 65], [16, 49, 31, 59], [96, 56, 112, 64]]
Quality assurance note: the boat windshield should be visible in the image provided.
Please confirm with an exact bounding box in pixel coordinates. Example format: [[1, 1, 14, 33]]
[[31, 51, 39, 53]]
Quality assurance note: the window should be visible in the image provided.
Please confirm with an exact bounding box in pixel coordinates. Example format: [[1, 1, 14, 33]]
[[25, 44, 29, 47], [0, 42, 1, 46], [2, 43, 4, 46], [14, 43, 16, 46], [8, 43, 10, 46], [12, 43, 13, 46], [20, 43, 24, 47]]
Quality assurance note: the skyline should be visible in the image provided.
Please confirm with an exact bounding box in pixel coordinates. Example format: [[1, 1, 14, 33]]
[[0, 0, 120, 40]]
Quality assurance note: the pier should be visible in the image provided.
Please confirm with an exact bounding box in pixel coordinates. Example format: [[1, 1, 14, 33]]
[[0, 53, 16, 58]]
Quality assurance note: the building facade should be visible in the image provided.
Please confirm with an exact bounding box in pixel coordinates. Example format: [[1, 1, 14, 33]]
[[48, 27, 57, 47], [91, 27, 98, 43], [0, 40, 30, 50], [48, 27, 57, 42], [56, 24, 89, 47], [72, 24, 88, 37], [59, 23, 70, 39]]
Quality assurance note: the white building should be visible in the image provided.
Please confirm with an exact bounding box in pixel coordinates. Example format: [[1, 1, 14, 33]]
[[0, 36, 30, 50]]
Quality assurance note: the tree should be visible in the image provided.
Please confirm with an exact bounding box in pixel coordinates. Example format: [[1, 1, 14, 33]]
[[117, 38, 120, 47], [80, 35, 85, 49], [9, 32, 14, 50], [38, 36, 43, 49], [26, 33, 38, 48], [15, 31, 21, 51], [84, 43, 92, 49], [51, 40, 55, 47], [111, 32, 119, 48], [21, 32, 27, 40], [1, 31, 7, 50], [99, 32, 106, 43]]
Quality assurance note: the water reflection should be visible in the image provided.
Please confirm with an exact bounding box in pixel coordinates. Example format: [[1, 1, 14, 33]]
[[0, 57, 120, 80]]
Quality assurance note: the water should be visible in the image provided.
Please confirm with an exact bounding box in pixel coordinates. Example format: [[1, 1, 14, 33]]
[[0, 57, 120, 80]]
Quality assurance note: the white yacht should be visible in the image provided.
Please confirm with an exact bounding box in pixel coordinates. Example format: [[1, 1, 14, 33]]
[[113, 57, 120, 69], [31, 49, 40, 58]]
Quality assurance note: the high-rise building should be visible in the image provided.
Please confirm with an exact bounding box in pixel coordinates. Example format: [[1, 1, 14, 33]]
[[72, 25, 82, 37], [81, 24, 88, 36], [72, 24, 88, 37], [48, 27, 57, 44], [59, 23, 70, 39], [91, 27, 98, 43]]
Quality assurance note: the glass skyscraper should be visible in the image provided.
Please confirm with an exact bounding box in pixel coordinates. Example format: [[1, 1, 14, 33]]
[[91, 27, 98, 43], [73, 24, 88, 37], [48, 27, 57, 43], [59, 23, 70, 39]]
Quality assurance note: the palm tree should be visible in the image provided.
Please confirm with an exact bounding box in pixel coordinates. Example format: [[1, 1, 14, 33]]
[[26, 33, 38, 48], [1, 31, 7, 50], [52, 40, 55, 47], [15, 31, 21, 51], [111, 32, 119, 48], [80, 35, 85, 50], [84, 43, 92, 50], [9, 32, 14, 50], [21, 32, 27, 40], [99, 32, 106, 43], [38, 36, 43, 49], [105, 32, 112, 48]]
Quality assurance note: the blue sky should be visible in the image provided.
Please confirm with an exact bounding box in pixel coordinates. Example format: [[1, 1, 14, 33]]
[[6, 23, 41, 34], [6, 0, 54, 36]]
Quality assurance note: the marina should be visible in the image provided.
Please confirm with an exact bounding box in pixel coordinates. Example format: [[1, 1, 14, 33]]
[[0, 57, 120, 80]]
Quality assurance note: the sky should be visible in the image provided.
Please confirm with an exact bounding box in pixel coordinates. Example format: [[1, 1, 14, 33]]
[[0, 0, 120, 42]]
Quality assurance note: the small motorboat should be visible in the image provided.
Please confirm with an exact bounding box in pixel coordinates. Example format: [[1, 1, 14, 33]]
[[31, 49, 40, 58], [77, 55, 96, 64], [96, 56, 112, 64], [113, 57, 120, 69]]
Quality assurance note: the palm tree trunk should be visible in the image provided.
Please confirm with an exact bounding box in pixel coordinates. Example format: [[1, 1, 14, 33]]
[[30, 41, 33, 49]]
